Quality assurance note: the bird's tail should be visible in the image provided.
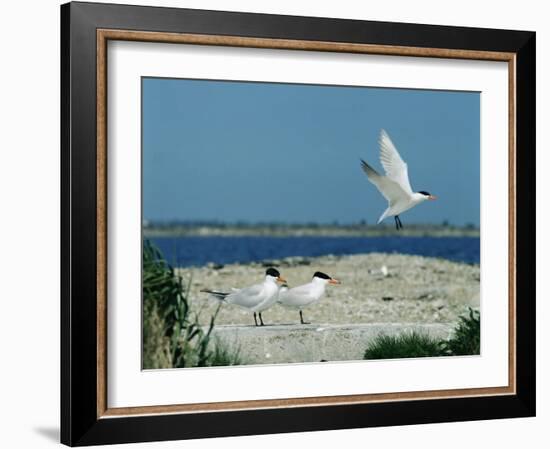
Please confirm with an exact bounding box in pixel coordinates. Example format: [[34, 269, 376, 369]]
[[200, 289, 229, 302], [377, 207, 391, 224]]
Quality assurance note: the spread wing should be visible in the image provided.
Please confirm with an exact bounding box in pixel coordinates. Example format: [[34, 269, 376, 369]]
[[226, 283, 264, 308], [361, 159, 409, 206], [378, 129, 413, 195]]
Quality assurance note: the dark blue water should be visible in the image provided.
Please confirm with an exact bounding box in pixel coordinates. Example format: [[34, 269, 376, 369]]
[[150, 236, 479, 267]]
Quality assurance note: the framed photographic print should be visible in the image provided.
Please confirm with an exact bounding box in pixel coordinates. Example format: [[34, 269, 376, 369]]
[[60, 1, 536, 446]]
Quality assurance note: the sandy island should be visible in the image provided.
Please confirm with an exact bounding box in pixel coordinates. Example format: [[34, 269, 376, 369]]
[[176, 253, 480, 327]]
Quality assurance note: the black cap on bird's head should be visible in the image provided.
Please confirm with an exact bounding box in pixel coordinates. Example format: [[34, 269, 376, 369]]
[[266, 268, 280, 277], [266, 267, 286, 283], [313, 271, 341, 285], [418, 191, 437, 200]]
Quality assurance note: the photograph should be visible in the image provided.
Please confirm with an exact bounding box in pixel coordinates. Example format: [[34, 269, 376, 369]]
[[141, 77, 481, 369]]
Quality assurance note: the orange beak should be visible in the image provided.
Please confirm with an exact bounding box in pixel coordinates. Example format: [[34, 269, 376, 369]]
[[429, 195, 437, 200], [277, 276, 287, 284], [329, 278, 341, 285]]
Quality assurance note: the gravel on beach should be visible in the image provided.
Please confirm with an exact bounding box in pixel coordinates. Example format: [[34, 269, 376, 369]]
[[176, 253, 480, 327]]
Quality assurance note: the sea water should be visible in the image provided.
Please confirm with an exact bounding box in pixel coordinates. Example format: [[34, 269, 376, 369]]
[[149, 236, 479, 267]]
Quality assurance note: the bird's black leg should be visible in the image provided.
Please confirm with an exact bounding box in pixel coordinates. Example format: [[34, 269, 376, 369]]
[[300, 310, 310, 325], [395, 215, 403, 230], [259, 312, 265, 326], [253, 312, 258, 327]]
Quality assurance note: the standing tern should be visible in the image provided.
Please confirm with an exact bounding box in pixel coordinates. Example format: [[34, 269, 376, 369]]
[[278, 272, 340, 324], [361, 129, 437, 230], [201, 267, 286, 326]]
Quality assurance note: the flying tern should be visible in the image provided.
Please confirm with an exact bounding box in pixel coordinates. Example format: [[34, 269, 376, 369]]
[[361, 129, 437, 230], [201, 267, 286, 326], [277, 272, 340, 324]]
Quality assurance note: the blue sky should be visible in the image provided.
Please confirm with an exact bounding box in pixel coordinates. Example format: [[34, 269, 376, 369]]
[[143, 78, 479, 226]]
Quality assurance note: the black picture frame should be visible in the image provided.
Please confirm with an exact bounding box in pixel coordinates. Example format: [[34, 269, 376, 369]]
[[61, 1, 535, 446]]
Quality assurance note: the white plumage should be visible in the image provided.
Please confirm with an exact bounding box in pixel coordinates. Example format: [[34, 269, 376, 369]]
[[201, 268, 286, 326], [361, 129, 436, 229], [278, 272, 340, 324]]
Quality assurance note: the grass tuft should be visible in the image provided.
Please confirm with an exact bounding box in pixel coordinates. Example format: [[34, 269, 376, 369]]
[[364, 308, 481, 361], [363, 331, 445, 360], [142, 239, 240, 369], [208, 339, 243, 367], [443, 307, 480, 356]]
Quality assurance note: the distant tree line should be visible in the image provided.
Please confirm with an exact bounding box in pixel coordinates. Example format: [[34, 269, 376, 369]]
[[143, 218, 479, 230]]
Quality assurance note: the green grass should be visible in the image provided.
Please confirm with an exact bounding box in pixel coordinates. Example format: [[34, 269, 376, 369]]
[[363, 308, 481, 360], [208, 338, 243, 367], [363, 331, 445, 359], [443, 308, 480, 356], [142, 239, 240, 369]]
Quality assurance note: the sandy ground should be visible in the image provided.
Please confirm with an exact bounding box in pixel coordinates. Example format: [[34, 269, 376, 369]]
[[209, 323, 455, 364], [176, 253, 480, 327]]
